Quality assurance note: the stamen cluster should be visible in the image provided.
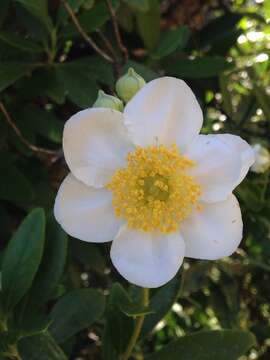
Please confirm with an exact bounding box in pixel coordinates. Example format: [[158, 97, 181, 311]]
[[107, 144, 201, 233]]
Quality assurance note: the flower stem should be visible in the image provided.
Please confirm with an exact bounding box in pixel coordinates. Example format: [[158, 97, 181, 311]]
[[121, 287, 149, 360]]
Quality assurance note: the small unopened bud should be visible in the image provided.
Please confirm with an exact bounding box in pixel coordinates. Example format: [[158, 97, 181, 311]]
[[116, 68, 146, 103], [251, 144, 270, 174], [93, 90, 124, 112]]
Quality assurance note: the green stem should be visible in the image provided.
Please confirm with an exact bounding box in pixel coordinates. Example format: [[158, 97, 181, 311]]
[[121, 288, 149, 360]]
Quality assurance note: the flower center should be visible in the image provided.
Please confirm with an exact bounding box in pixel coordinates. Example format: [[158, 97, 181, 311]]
[[107, 144, 201, 234]]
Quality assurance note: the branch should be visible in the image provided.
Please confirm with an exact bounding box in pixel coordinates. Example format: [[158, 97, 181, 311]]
[[105, 0, 128, 63], [0, 101, 58, 156], [61, 0, 114, 63]]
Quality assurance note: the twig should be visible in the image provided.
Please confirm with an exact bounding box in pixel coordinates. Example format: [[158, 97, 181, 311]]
[[105, 0, 128, 63], [0, 101, 58, 155], [61, 0, 114, 63]]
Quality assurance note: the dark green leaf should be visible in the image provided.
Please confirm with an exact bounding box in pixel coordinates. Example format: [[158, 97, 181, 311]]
[[29, 216, 68, 305], [15, 0, 52, 31], [165, 56, 233, 78], [0, 62, 36, 92], [136, 0, 160, 50], [49, 289, 105, 343], [141, 277, 180, 337], [0, 31, 43, 53], [0, 155, 34, 205], [123, 60, 158, 81], [152, 26, 190, 59], [0, 331, 19, 356], [1, 208, 45, 311], [123, 0, 149, 12], [71, 239, 106, 273], [146, 330, 256, 360], [19, 333, 68, 360], [102, 283, 134, 360]]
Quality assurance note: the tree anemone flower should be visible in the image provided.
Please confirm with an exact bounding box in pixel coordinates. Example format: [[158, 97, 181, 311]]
[[54, 77, 254, 288]]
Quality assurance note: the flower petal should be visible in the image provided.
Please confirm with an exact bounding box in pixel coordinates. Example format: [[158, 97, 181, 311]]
[[181, 195, 242, 260], [123, 77, 203, 150], [54, 173, 123, 242], [219, 134, 254, 183], [110, 226, 185, 288], [63, 108, 134, 188], [185, 134, 253, 203]]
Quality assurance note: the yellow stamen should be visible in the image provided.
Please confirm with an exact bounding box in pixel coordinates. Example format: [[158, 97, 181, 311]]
[[107, 144, 201, 234]]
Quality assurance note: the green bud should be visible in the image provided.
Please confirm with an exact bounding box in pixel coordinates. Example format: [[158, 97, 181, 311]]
[[115, 68, 146, 103], [93, 90, 124, 112]]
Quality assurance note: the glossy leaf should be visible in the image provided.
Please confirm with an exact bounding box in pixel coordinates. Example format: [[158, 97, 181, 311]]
[[29, 216, 68, 305], [19, 333, 68, 360], [49, 289, 105, 343], [152, 26, 190, 59], [0, 62, 35, 92], [1, 208, 45, 311], [146, 330, 256, 360]]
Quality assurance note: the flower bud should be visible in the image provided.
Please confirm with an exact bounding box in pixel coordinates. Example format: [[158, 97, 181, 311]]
[[93, 90, 124, 112], [116, 68, 146, 103], [251, 144, 270, 173]]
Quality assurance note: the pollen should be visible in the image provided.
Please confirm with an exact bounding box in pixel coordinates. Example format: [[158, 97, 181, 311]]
[[107, 144, 201, 234]]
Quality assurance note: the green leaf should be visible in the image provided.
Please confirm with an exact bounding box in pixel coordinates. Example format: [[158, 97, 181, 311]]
[[1, 208, 45, 311], [0, 155, 34, 205], [102, 283, 134, 360], [120, 302, 153, 317], [165, 56, 233, 78], [0, 62, 36, 92], [0, 31, 43, 53], [49, 289, 105, 343], [123, 0, 149, 12], [53, 57, 113, 107], [15, 0, 52, 31], [136, 0, 160, 50], [146, 330, 256, 360], [0, 331, 19, 356], [29, 216, 68, 305], [19, 333, 68, 360], [152, 26, 190, 59], [141, 277, 180, 337], [71, 238, 106, 273]]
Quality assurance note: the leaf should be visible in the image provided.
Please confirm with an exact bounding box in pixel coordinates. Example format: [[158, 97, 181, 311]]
[[253, 84, 270, 120], [102, 283, 134, 360], [29, 216, 68, 305], [1, 208, 45, 311], [70, 238, 106, 273], [19, 333, 68, 360], [0, 62, 35, 92], [141, 277, 180, 337], [123, 0, 149, 12], [0, 154, 34, 205], [146, 330, 256, 360], [0, 331, 19, 356], [152, 26, 190, 59], [54, 57, 114, 107], [136, 0, 160, 50], [15, 0, 52, 31], [165, 56, 233, 78], [0, 31, 43, 53], [0, 0, 10, 26], [120, 302, 153, 317], [49, 289, 105, 343]]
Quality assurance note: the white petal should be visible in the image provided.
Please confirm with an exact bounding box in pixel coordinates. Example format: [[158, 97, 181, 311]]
[[185, 134, 253, 203], [110, 226, 185, 288], [63, 108, 134, 188], [123, 77, 203, 150], [181, 195, 242, 260], [54, 173, 122, 243], [219, 134, 254, 183]]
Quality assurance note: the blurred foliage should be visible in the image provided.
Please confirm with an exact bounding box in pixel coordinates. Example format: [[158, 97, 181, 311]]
[[0, 0, 270, 359]]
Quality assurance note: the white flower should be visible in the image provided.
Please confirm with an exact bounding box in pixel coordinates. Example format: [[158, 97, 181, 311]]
[[54, 77, 254, 288], [251, 144, 270, 174]]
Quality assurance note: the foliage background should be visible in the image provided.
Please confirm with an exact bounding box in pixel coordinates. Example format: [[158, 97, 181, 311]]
[[0, 0, 270, 359]]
